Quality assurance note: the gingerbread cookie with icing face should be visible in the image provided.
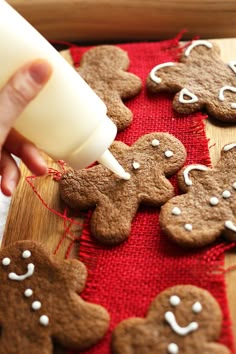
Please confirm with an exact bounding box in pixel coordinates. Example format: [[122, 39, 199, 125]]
[[0, 241, 109, 354], [147, 40, 236, 123], [59, 133, 186, 245], [77, 45, 142, 131], [112, 285, 231, 354], [159, 143, 236, 248]]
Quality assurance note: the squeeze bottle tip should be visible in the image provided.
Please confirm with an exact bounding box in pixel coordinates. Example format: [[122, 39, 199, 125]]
[[98, 150, 131, 180]]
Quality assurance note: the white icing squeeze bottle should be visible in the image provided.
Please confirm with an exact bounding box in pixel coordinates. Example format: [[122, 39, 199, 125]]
[[0, 0, 129, 179]]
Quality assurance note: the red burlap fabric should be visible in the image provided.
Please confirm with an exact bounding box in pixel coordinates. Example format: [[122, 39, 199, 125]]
[[69, 37, 235, 354]]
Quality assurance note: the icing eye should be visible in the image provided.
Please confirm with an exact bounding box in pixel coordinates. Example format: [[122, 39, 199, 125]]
[[22, 250, 31, 259], [192, 301, 202, 313], [2, 257, 11, 266], [184, 224, 193, 231], [165, 150, 174, 158], [132, 161, 140, 170], [170, 295, 181, 306], [151, 139, 160, 147], [171, 207, 181, 216]]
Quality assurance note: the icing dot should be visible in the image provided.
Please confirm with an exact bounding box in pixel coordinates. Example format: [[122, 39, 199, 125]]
[[222, 190, 231, 199], [232, 182, 236, 190], [170, 295, 181, 306], [32, 301, 42, 311], [171, 207, 181, 216], [209, 197, 219, 206], [24, 289, 33, 298], [165, 150, 174, 158], [39, 315, 49, 326], [151, 139, 160, 147], [168, 343, 179, 354], [192, 301, 202, 313], [184, 224, 193, 231], [22, 250, 31, 259], [2, 257, 11, 266], [132, 162, 140, 170]]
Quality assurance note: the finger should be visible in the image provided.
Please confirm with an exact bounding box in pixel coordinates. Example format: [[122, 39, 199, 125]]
[[5, 129, 48, 176], [0, 59, 52, 150], [0, 149, 20, 196]]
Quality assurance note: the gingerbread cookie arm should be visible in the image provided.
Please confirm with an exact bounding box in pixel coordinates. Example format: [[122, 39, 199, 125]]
[[111, 71, 142, 98], [52, 294, 110, 351], [60, 259, 87, 293], [203, 343, 232, 354]]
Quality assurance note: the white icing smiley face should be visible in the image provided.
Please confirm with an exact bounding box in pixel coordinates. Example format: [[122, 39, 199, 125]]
[[165, 294, 203, 352], [1, 249, 50, 327]]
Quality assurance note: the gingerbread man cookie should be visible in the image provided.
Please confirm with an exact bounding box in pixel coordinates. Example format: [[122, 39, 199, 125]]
[[147, 40, 236, 123], [0, 241, 109, 353], [112, 285, 231, 354], [160, 143, 236, 248], [77, 45, 142, 131], [59, 133, 186, 245]]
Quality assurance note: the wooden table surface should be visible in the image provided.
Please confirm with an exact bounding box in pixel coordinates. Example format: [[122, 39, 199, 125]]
[[3, 38, 236, 349]]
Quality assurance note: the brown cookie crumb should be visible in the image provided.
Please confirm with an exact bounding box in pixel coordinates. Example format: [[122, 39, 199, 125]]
[[77, 45, 142, 131], [147, 40, 236, 123], [160, 143, 236, 247], [0, 240, 109, 353], [112, 285, 231, 354], [59, 132, 186, 245]]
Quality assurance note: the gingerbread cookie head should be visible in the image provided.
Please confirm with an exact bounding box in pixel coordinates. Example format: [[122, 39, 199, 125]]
[[0, 241, 109, 353], [77, 45, 142, 131], [59, 132, 186, 245], [160, 143, 236, 248], [112, 285, 230, 354], [147, 40, 236, 123]]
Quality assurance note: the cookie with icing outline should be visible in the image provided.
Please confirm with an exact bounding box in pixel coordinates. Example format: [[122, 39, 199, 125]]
[[59, 132, 187, 245], [147, 40, 236, 123], [0, 240, 109, 353], [112, 285, 231, 354], [159, 143, 236, 248], [77, 45, 142, 131]]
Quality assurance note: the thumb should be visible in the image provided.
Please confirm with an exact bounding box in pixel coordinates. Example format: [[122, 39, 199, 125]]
[[0, 59, 52, 150]]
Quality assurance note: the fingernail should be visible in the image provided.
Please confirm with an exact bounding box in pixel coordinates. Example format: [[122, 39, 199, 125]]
[[29, 60, 52, 85], [7, 179, 16, 195]]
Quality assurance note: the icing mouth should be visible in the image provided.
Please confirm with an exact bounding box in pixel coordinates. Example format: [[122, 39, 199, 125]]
[[8, 263, 35, 281], [165, 311, 198, 336]]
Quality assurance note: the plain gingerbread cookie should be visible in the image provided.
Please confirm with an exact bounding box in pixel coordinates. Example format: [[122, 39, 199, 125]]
[[160, 143, 236, 248], [147, 40, 236, 123], [0, 240, 109, 354], [59, 132, 186, 245], [112, 285, 231, 354], [77, 45, 142, 131]]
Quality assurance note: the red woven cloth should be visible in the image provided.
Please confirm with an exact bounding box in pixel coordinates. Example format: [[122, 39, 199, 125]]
[[69, 37, 235, 354]]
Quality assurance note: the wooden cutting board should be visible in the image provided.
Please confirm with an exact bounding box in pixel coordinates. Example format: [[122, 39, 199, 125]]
[[3, 39, 236, 348]]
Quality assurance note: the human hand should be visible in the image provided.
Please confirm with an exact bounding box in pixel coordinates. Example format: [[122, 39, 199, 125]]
[[0, 59, 52, 196]]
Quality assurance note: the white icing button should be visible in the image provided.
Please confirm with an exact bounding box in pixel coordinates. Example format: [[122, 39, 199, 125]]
[[192, 301, 202, 313], [172, 207, 181, 216], [32, 301, 42, 311], [233, 182, 236, 190], [2, 257, 11, 266], [24, 289, 33, 298], [165, 150, 174, 158], [184, 224, 193, 231], [39, 315, 49, 326], [151, 139, 160, 147], [209, 197, 219, 206], [170, 295, 181, 306], [133, 162, 140, 170], [222, 190, 231, 199], [22, 250, 31, 259], [168, 343, 179, 354]]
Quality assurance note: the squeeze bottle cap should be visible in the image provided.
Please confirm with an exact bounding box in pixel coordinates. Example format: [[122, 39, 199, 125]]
[[65, 115, 130, 179]]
